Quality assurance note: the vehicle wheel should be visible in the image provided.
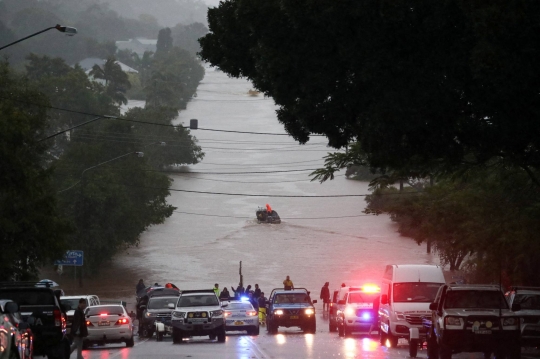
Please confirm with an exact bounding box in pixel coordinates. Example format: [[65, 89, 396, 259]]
[[409, 339, 419, 358], [380, 329, 387, 345], [439, 343, 452, 359], [217, 330, 226, 343], [344, 324, 351, 337], [126, 336, 135, 347], [209, 334, 217, 340], [267, 322, 277, 334], [156, 332, 163, 342], [250, 326, 260, 336], [329, 320, 337, 332], [172, 328, 183, 344], [140, 326, 151, 338], [426, 333, 438, 359], [387, 329, 399, 348], [338, 324, 344, 337]]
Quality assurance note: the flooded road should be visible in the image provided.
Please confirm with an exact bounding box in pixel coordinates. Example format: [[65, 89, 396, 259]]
[[111, 66, 436, 297]]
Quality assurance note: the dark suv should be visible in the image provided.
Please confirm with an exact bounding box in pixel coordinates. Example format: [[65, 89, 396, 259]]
[[0, 282, 70, 359], [425, 284, 521, 359], [266, 288, 317, 334]]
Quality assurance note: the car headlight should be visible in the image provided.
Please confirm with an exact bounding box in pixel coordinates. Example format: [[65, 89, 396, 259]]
[[395, 312, 406, 321], [210, 310, 223, 317], [305, 308, 315, 315], [445, 317, 463, 326], [145, 312, 155, 318], [503, 317, 517, 326], [344, 307, 355, 316], [172, 311, 186, 318], [275, 309, 284, 315]]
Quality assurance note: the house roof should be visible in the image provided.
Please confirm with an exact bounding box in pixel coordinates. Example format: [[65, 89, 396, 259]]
[[75, 58, 138, 74]]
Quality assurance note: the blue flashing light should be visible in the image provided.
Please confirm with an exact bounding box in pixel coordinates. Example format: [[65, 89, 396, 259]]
[[361, 312, 371, 320], [240, 296, 250, 302]]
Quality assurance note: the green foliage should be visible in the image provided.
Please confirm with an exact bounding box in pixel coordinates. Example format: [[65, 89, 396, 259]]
[[0, 61, 71, 280], [89, 57, 132, 105], [366, 167, 540, 285], [126, 73, 145, 100], [200, 1, 540, 180]]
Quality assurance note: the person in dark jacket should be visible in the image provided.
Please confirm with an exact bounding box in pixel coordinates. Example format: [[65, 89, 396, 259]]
[[254, 284, 262, 299], [320, 282, 331, 312], [219, 287, 230, 300], [70, 298, 88, 359], [248, 292, 259, 311], [136, 279, 145, 294], [231, 283, 245, 298], [258, 292, 267, 325]]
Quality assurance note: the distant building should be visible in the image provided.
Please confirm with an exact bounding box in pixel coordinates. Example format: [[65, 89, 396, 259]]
[[75, 58, 138, 85], [116, 38, 158, 56]]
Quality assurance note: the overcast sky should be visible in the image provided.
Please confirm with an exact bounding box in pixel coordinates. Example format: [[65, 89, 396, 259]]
[[202, 0, 221, 8]]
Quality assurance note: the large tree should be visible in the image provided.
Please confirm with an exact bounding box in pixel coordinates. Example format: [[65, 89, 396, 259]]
[[0, 61, 71, 280], [199, 0, 540, 183]]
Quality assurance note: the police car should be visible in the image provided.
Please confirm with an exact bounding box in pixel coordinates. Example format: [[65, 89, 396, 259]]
[[336, 285, 380, 337], [223, 298, 260, 335]]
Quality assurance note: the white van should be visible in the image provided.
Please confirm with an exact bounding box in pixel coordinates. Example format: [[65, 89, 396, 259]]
[[378, 264, 445, 348]]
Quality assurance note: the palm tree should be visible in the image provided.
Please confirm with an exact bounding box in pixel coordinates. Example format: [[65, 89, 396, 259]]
[[89, 57, 131, 105]]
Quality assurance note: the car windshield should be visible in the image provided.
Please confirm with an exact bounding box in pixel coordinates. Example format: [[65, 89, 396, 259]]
[[148, 297, 178, 309], [0, 290, 55, 306], [61, 299, 80, 310], [86, 306, 124, 316], [274, 293, 310, 304], [393, 283, 442, 303], [445, 290, 508, 309], [178, 295, 218, 307], [227, 303, 254, 310], [348, 292, 379, 307], [514, 294, 540, 310]]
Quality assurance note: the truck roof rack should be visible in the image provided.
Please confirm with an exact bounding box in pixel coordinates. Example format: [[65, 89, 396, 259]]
[[179, 289, 215, 295], [509, 286, 540, 292], [0, 281, 55, 288], [448, 284, 501, 289]]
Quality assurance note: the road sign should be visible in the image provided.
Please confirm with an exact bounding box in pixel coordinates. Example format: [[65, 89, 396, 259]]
[[54, 250, 84, 266]]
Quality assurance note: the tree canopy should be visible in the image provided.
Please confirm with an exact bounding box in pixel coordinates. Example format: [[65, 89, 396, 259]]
[[199, 0, 540, 181]]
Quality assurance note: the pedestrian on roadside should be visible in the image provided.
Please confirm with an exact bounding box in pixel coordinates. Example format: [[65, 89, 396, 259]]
[[213, 283, 220, 297], [254, 284, 262, 299], [283, 275, 294, 290], [70, 298, 88, 359], [136, 279, 145, 294], [249, 292, 259, 312], [258, 292, 267, 325], [320, 282, 330, 312], [220, 287, 230, 300]]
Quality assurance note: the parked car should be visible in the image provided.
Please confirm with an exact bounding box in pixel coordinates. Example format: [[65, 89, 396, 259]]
[[223, 299, 260, 335], [266, 288, 317, 334], [84, 304, 134, 348], [505, 286, 540, 348], [60, 295, 100, 334], [0, 300, 33, 359]]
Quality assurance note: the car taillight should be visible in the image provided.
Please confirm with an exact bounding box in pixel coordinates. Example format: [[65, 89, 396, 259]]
[[224, 311, 232, 317], [115, 318, 129, 325], [86, 320, 94, 327], [246, 311, 257, 316], [54, 309, 62, 326]]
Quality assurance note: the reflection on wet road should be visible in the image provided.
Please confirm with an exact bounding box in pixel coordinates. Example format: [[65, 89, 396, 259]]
[[80, 314, 540, 359]]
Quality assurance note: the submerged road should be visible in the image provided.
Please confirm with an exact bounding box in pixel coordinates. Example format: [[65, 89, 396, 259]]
[[80, 313, 540, 359]]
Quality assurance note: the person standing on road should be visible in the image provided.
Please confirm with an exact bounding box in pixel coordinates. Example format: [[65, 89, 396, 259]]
[[249, 292, 259, 312], [220, 287, 230, 300], [254, 284, 262, 299], [258, 292, 267, 325], [213, 283, 220, 297], [70, 298, 88, 359], [320, 282, 330, 312], [283, 276, 294, 290], [136, 279, 145, 294]]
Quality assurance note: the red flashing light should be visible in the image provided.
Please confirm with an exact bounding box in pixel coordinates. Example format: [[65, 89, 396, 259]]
[[246, 311, 257, 317], [100, 313, 108, 317], [224, 311, 232, 317], [53, 309, 62, 327], [362, 284, 380, 293], [86, 320, 94, 327]]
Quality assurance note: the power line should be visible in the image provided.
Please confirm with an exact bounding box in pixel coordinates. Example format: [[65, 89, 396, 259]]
[[173, 210, 375, 220], [0, 96, 326, 137]]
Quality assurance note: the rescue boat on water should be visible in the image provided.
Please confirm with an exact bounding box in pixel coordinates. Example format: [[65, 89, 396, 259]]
[[256, 204, 281, 224]]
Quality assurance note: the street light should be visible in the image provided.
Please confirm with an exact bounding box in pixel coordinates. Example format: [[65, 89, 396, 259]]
[[0, 24, 78, 51], [57, 151, 144, 193]]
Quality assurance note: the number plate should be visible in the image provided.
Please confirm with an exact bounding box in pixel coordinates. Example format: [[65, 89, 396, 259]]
[[290, 315, 299, 319], [234, 321, 244, 325], [474, 329, 492, 334], [98, 321, 110, 326]]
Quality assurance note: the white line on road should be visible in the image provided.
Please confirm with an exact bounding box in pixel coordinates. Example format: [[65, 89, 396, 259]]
[[106, 338, 150, 359], [246, 336, 270, 359]]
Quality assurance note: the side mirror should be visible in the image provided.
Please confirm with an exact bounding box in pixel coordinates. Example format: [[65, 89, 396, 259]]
[[338, 300, 345, 305], [221, 303, 228, 308], [429, 302, 438, 311], [312, 300, 318, 304], [380, 294, 388, 305], [167, 303, 175, 309], [511, 303, 521, 312], [140, 305, 147, 309], [5, 301, 18, 314]]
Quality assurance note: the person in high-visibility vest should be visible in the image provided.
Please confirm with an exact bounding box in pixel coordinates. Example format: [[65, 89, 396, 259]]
[[283, 275, 294, 290], [213, 283, 220, 297], [258, 292, 267, 325]]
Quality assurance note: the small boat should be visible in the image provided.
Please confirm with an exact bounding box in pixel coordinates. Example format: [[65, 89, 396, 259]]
[[256, 204, 281, 224]]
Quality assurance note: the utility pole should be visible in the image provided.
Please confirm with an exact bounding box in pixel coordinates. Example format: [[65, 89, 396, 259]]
[[239, 261, 243, 288]]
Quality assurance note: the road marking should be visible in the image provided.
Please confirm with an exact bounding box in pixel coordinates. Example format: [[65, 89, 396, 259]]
[[107, 338, 150, 359], [246, 336, 270, 359]]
